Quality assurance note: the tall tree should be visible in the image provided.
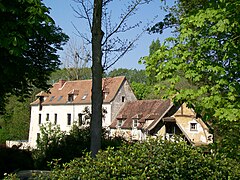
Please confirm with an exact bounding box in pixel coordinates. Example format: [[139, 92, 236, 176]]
[[91, 0, 104, 157], [0, 0, 68, 113], [72, 0, 152, 156], [143, 0, 240, 156], [63, 39, 91, 80]]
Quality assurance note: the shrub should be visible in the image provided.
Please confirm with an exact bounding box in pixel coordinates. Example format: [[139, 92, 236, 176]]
[[32, 123, 125, 169], [32, 123, 66, 169], [45, 139, 240, 179]]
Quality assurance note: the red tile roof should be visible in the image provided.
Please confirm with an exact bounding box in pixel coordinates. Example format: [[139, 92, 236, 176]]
[[109, 99, 172, 130], [31, 76, 126, 105]]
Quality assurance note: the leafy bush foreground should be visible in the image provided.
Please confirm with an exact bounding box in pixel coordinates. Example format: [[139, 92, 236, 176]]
[[32, 123, 125, 170], [42, 139, 239, 180]]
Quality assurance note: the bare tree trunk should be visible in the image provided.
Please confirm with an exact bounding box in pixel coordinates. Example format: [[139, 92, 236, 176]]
[[91, 0, 104, 157]]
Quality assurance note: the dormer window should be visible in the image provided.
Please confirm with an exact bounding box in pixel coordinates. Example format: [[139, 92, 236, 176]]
[[68, 94, 74, 102], [103, 88, 109, 100], [118, 119, 124, 127], [49, 96, 55, 102], [57, 96, 63, 101], [82, 94, 88, 100], [36, 91, 49, 111], [39, 96, 44, 103], [68, 89, 79, 102], [103, 92, 109, 99], [133, 119, 138, 128]]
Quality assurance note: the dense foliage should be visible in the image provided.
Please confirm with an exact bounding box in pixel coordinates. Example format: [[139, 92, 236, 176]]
[[107, 68, 158, 99], [41, 139, 240, 179], [142, 0, 240, 159], [50, 67, 92, 82], [144, 0, 240, 122], [33, 123, 125, 169], [0, 97, 31, 144], [0, 89, 41, 144], [107, 68, 147, 84], [0, 0, 68, 113]]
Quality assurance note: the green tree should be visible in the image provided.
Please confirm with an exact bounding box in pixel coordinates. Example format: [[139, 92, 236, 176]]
[[140, 39, 161, 85], [0, 0, 68, 113], [144, 0, 240, 121], [144, 0, 240, 158], [130, 82, 150, 100], [62, 39, 92, 80], [0, 96, 30, 144], [149, 38, 161, 56], [50, 67, 92, 83], [0, 87, 41, 144], [107, 68, 147, 84]]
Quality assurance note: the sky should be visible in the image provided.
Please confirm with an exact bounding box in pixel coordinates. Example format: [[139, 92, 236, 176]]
[[42, 0, 174, 71]]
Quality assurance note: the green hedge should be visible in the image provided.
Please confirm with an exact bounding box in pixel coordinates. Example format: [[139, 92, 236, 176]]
[[44, 139, 240, 179], [32, 124, 125, 169]]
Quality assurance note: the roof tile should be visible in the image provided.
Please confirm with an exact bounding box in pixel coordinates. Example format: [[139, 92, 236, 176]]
[[31, 76, 126, 105], [109, 99, 171, 130]]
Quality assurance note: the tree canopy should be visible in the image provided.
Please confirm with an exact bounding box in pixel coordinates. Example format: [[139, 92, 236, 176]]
[[143, 0, 240, 123], [0, 0, 68, 113]]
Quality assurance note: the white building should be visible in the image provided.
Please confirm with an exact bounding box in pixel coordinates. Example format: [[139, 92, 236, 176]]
[[28, 76, 137, 148]]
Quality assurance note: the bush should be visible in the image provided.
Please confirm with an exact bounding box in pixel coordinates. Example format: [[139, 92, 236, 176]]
[[32, 123, 125, 169], [45, 139, 240, 179]]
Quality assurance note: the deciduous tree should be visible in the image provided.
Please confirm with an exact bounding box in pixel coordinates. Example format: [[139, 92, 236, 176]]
[[144, 0, 240, 121], [63, 39, 91, 80], [0, 0, 68, 113], [72, 0, 152, 156], [143, 0, 240, 157]]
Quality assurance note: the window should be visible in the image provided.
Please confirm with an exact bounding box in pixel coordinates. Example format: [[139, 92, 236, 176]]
[[82, 94, 88, 100], [122, 96, 125, 102], [54, 114, 57, 125], [118, 119, 124, 127], [57, 96, 63, 101], [133, 119, 138, 128], [68, 94, 74, 102], [190, 123, 197, 131], [39, 96, 43, 111], [166, 122, 176, 134], [49, 96, 55, 101], [46, 113, 49, 121], [103, 92, 109, 99], [67, 114, 71, 125], [38, 114, 41, 124], [78, 113, 83, 126], [37, 133, 40, 142]]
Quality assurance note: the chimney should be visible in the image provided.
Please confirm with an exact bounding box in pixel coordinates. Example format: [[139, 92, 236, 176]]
[[59, 79, 66, 88]]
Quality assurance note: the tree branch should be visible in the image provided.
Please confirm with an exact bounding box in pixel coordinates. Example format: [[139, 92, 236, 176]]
[[102, 0, 148, 46]]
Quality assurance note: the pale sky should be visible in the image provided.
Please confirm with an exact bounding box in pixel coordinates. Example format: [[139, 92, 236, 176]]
[[42, 0, 174, 70]]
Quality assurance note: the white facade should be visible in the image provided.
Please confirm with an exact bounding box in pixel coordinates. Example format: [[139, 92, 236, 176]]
[[28, 104, 112, 148]]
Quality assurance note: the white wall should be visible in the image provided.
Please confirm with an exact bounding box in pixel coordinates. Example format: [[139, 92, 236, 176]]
[[28, 103, 112, 148]]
